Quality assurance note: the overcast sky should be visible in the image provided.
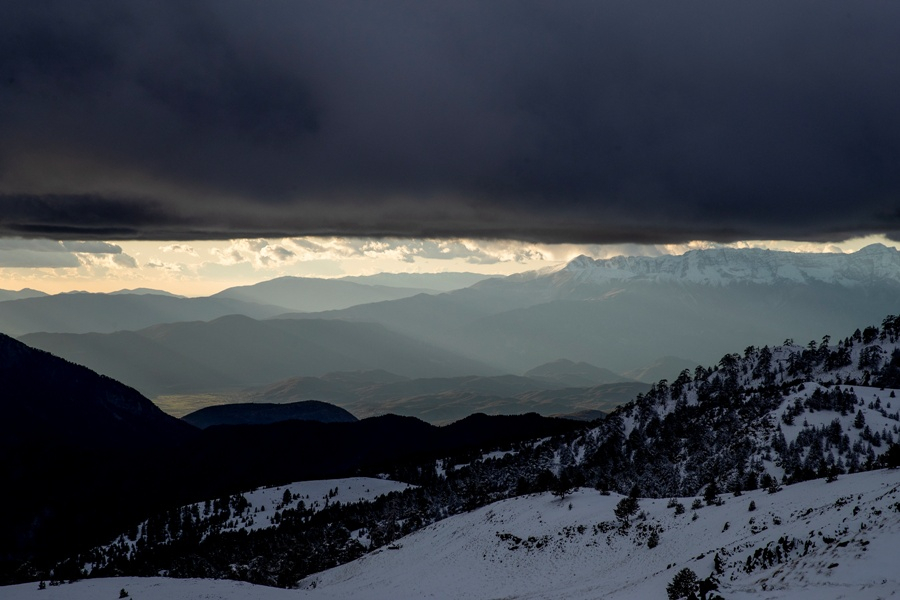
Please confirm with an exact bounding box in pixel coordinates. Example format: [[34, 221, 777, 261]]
[[2, 1, 899, 246]]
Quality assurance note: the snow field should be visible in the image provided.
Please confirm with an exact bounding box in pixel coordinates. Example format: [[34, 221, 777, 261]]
[[94, 477, 412, 565], [231, 477, 413, 532], [298, 469, 900, 600], [4, 469, 899, 600]]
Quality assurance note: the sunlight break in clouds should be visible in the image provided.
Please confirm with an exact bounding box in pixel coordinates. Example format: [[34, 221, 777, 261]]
[[0, 235, 896, 297]]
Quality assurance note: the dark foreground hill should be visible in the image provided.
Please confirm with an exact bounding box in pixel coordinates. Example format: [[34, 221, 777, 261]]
[[182, 400, 358, 429], [3, 410, 583, 582], [0, 333, 198, 575], [176, 412, 585, 501], [0, 334, 583, 583], [0, 333, 195, 450]]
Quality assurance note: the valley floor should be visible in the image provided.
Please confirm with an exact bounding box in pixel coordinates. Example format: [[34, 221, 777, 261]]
[[5, 468, 900, 600]]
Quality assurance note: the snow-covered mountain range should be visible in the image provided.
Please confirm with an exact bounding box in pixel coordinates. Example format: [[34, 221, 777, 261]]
[[554, 243, 900, 287]]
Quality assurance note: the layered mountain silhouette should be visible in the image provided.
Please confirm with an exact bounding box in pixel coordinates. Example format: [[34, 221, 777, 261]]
[[0, 288, 46, 302], [0, 292, 290, 336], [22, 315, 495, 397], [108, 288, 183, 296], [0, 273, 488, 337], [233, 371, 648, 423], [211, 276, 435, 313], [338, 271, 494, 291], [524, 359, 633, 387], [16, 246, 897, 408], [290, 245, 900, 374]]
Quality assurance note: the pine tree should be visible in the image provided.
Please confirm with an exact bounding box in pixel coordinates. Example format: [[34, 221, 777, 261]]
[[882, 443, 900, 468], [614, 496, 640, 522], [703, 481, 720, 506], [667, 568, 699, 600]]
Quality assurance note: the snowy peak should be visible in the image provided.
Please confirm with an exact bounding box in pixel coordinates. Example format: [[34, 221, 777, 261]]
[[557, 245, 900, 286]]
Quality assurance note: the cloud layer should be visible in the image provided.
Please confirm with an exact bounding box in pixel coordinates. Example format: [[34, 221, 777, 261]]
[[0, 238, 130, 268], [2, 1, 899, 243]]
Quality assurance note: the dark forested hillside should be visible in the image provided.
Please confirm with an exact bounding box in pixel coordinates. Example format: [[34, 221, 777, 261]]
[[0, 333, 198, 578], [0, 329, 583, 585], [0, 333, 195, 449], [182, 400, 358, 428]]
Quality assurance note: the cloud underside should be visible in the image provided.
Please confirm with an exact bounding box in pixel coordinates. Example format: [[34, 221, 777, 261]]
[[0, 238, 128, 268], [1, 1, 899, 243]]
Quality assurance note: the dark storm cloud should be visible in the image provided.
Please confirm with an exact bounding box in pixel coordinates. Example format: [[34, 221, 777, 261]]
[[1, 0, 899, 242]]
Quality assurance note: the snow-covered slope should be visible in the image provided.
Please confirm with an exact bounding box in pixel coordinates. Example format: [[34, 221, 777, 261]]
[[225, 478, 412, 529], [555, 244, 900, 287], [1, 577, 295, 600], [6, 469, 899, 600], [88, 477, 411, 572], [295, 469, 900, 600]]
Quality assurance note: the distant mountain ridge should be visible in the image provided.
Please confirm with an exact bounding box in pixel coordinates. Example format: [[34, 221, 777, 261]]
[[0, 288, 47, 302], [524, 359, 632, 386], [21, 315, 496, 397], [552, 243, 900, 286], [239, 371, 648, 423], [0, 272, 490, 338], [303, 245, 900, 374], [339, 272, 495, 291], [108, 288, 183, 297], [212, 276, 436, 313], [0, 292, 291, 337]]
